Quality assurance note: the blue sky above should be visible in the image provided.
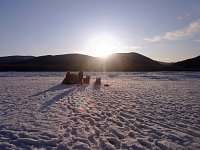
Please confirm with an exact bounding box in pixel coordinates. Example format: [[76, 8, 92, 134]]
[[0, 0, 200, 62]]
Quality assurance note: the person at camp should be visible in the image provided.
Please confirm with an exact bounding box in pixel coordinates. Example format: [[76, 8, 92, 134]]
[[78, 70, 83, 84]]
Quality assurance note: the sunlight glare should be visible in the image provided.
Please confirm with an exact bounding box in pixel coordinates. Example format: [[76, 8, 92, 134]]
[[88, 33, 121, 57]]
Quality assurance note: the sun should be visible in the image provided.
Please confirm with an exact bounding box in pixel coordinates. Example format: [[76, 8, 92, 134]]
[[88, 33, 121, 57]]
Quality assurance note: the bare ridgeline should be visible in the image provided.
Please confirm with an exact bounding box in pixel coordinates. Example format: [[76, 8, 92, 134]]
[[0, 72, 200, 149], [0, 53, 199, 71]]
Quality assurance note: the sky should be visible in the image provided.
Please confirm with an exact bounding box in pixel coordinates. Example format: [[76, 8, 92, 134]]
[[0, 0, 200, 62]]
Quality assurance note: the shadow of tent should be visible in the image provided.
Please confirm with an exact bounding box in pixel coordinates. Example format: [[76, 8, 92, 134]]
[[31, 84, 75, 97], [40, 86, 77, 110], [77, 84, 88, 92]]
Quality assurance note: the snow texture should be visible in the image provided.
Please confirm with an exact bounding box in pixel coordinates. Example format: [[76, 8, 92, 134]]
[[0, 72, 200, 150]]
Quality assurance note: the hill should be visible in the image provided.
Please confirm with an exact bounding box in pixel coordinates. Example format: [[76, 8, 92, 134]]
[[0, 54, 96, 71], [0, 53, 164, 71], [173, 55, 200, 71], [0, 53, 199, 71], [104, 52, 163, 71], [0, 56, 34, 64]]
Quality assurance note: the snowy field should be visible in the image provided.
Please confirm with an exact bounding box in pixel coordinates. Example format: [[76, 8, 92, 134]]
[[0, 72, 200, 150]]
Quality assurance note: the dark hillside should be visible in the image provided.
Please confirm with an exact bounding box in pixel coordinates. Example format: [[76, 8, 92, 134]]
[[173, 55, 200, 71], [0, 53, 199, 71]]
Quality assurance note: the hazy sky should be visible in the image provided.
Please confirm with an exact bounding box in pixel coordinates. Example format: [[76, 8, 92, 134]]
[[0, 0, 200, 62]]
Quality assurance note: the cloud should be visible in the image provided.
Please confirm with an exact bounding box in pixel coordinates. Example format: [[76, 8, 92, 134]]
[[145, 20, 200, 42]]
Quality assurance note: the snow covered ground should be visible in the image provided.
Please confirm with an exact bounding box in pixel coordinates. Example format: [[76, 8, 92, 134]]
[[0, 72, 200, 150]]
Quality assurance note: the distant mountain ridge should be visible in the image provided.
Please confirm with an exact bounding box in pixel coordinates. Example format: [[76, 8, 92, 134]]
[[0, 53, 199, 71], [0, 56, 34, 64], [173, 55, 200, 71], [103, 53, 163, 71]]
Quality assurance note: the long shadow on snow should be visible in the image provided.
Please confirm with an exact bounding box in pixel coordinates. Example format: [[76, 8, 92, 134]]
[[40, 84, 88, 110], [93, 84, 101, 91], [31, 84, 74, 97]]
